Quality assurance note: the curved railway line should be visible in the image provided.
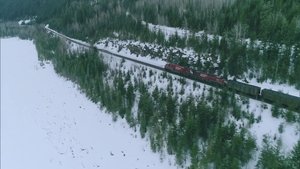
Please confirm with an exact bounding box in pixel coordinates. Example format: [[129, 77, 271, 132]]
[[45, 27, 300, 113]]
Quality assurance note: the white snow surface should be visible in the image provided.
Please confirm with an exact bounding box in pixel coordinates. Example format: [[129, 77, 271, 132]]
[[242, 98, 300, 168], [248, 101, 299, 152], [0, 37, 178, 169], [18, 19, 31, 25], [18, 18, 36, 25], [95, 39, 167, 68], [142, 21, 217, 41], [249, 79, 300, 97]]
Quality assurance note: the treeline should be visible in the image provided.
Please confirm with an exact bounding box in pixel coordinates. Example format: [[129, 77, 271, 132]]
[[127, 0, 300, 43], [48, 0, 162, 43], [0, 22, 37, 38], [3, 0, 298, 44], [45, 0, 300, 43], [0, 0, 67, 22], [1, 0, 299, 43]]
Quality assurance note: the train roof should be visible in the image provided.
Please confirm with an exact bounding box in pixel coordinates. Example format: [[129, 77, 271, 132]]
[[228, 80, 261, 89], [262, 89, 300, 100]]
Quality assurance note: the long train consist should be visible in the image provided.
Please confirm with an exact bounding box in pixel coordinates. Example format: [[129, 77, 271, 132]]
[[164, 63, 300, 112], [46, 27, 299, 112]]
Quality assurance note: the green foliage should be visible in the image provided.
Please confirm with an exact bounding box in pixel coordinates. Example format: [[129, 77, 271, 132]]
[[257, 137, 300, 169], [0, 22, 37, 39], [2, 0, 300, 44], [290, 141, 300, 169], [0, 0, 67, 22], [256, 137, 289, 169], [205, 126, 256, 169], [271, 105, 281, 118], [284, 110, 297, 123]]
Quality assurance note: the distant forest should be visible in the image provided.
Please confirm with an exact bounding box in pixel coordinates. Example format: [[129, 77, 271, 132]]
[[0, 0, 66, 22], [1, 0, 300, 44]]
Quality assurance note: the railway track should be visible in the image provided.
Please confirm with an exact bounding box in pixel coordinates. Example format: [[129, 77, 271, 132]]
[[45, 26, 165, 71], [45, 26, 300, 113], [47, 28, 221, 88]]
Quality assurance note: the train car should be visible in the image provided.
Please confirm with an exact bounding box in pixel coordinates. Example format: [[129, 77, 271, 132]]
[[192, 71, 226, 86], [261, 89, 300, 112], [228, 80, 261, 97], [164, 63, 192, 76]]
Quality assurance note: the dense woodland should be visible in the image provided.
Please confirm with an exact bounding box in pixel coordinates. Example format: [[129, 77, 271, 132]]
[[0, 0, 66, 22], [2, 0, 299, 43]]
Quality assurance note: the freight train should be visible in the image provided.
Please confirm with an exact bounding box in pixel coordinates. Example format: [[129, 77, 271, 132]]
[[164, 63, 300, 112]]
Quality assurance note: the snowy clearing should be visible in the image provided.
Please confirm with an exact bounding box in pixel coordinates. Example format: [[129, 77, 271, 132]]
[[0, 37, 178, 169]]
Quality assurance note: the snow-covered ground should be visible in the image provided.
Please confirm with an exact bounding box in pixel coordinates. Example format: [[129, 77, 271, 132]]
[[0, 37, 178, 169], [18, 19, 32, 25], [95, 39, 167, 67], [242, 97, 300, 168], [18, 17, 36, 25], [248, 79, 300, 97], [141, 21, 218, 41]]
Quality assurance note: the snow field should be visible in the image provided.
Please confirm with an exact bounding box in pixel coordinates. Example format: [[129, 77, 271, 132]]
[[1, 37, 179, 169]]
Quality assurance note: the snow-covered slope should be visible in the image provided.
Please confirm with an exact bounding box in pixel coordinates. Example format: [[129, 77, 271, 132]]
[[0, 37, 178, 169], [98, 48, 300, 169]]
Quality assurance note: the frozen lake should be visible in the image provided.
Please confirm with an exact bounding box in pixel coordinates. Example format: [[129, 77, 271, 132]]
[[0, 37, 177, 169]]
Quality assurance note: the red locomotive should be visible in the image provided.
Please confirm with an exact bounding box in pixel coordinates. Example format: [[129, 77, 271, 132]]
[[164, 63, 226, 86], [164, 63, 192, 76], [192, 71, 226, 85]]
